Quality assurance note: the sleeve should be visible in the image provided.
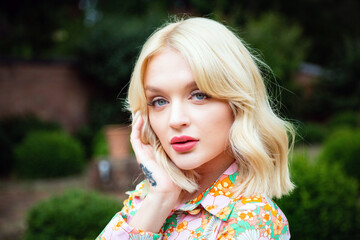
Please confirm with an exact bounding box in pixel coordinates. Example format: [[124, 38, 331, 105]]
[[96, 182, 162, 240], [216, 195, 291, 240]]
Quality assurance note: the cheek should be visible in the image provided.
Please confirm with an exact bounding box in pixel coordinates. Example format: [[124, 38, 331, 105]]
[[148, 112, 166, 142], [208, 102, 234, 126], [205, 104, 234, 140]]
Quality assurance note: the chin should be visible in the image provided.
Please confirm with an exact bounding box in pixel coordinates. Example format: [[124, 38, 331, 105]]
[[172, 160, 203, 171]]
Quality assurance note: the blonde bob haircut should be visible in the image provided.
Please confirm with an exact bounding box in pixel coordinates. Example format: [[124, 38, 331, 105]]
[[127, 17, 294, 198]]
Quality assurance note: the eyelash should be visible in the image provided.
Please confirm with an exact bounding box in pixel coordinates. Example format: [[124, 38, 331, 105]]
[[190, 90, 210, 101], [147, 98, 168, 107], [147, 90, 210, 107]]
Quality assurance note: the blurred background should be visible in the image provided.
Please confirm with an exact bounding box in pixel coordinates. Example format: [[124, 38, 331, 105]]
[[0, 0, 359, 239]]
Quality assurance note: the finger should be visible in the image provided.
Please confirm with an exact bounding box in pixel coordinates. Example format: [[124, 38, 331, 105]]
[[130, 113, 143, 143], [130, 114, 156, 166], [131, 111, 140, 126]]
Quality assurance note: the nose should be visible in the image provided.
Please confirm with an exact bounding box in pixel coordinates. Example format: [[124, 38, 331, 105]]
[[169, 101, 190, 129]]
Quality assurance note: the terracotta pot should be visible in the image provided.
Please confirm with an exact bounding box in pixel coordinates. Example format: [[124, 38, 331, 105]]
[[104, 124, 130, 162]]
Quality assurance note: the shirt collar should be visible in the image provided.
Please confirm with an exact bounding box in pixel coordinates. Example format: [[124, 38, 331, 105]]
[[176, 162, 239, 221]]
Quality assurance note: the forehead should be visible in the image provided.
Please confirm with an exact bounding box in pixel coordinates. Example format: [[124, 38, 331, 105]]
[[144, 48, 195, 89]]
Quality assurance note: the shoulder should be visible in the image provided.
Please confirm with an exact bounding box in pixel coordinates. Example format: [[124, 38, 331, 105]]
[[218, 194, 290, 239]]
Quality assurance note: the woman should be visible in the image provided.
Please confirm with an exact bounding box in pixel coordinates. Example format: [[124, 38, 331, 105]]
[[96, 17, 294, 240]]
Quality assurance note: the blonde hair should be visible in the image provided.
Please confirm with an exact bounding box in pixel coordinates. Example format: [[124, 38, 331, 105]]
[[127, 17, 294, 198]]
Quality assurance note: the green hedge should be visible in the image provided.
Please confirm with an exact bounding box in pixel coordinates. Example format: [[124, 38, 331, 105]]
[[296, 122, 328, 144], [14, 130, 85, 178], [92, 128, 108, 158], [319, 128, 360, 182], [327, 111, 360, 130], [25, 189, 122, 240], [0, 116, 61, 176], [277, 153, 359, 239]]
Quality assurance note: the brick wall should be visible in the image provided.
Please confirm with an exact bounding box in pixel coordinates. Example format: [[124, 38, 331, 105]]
[[0, 60, 92, 132]]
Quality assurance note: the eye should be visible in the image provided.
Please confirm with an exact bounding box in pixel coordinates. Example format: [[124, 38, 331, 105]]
[[155, 99, 168, 106], [190, 91, 210, 101], [148, 98, 168, 108]]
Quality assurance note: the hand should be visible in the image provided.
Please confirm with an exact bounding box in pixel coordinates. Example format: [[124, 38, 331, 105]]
[[130, 113, 181, 199]]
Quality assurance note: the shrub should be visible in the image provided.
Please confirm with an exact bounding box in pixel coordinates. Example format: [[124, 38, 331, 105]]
[[25, 189, 122, 240], [0, 116, 61, 176], [327, 111, 360, 130], [243, 12, 309, 119], [244, 12, 309, 81], [74, 125, 98, 160], [296, 121, 328, 144], [277, 153, 359, 239], [14, 130, 85, 178], [77, 14, 165, 127], [319, 128, 360, 182], [92, 128, 108, 158], [77, 14, 164, 90]]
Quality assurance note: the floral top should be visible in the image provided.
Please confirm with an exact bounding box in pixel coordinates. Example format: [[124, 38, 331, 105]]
[[96, 162, 290, 240]]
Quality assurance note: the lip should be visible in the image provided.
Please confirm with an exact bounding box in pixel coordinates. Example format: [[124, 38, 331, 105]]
[[170, 135, 199, 152]]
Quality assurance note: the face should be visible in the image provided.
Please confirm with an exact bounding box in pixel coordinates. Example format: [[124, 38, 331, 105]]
[[144, 48, 234, 173]]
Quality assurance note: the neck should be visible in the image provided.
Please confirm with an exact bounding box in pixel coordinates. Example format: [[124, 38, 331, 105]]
[[177, 153, 235, 205]]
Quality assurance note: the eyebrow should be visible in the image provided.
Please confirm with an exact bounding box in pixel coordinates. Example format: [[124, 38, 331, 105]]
[[145, 81, 198, 93]]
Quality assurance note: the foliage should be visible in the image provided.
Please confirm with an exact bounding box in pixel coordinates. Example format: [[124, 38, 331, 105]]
[[92, 128, 109, 158], [296, 121, 328, 144], [295, 111, 360, 145], [328, 39, 360, 112], [302, 39, 360, 120], [77, 13, 164, 90], [269, 1, 360, 65], [0, 0, 83, 58], [242, 12, 309, 119], [188, 2, 359, 121], [14, 130, 85, 178], [47, 14, 88, 58], [25, 189, 122, 240], [243, 12, 309, 82], [0, 116, 61, 176], [188, 0, 245, 25], [98, 0, 171, 17], [77, 13, 165, 126], [74, 125, 96, 160], [327, 111, 360, 130], [77, 16, 139, 89], [88, 99, 129, 129], [319, 128, 360, 182], [277, 153, 360, 239], [189, 0, 360, 65]]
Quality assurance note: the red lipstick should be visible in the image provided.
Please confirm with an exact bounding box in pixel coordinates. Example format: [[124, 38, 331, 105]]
[[170, 135, 198, 152]]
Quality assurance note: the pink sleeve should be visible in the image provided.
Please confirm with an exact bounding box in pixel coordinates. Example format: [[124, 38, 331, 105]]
[[96, 183, 162, 240]]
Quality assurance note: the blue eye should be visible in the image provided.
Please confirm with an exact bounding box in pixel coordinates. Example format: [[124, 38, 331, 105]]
[[155, 99, 168, 106], [191, 91, 209, 100], [148, 98, 168, 108], [194, 93, 206, 100]]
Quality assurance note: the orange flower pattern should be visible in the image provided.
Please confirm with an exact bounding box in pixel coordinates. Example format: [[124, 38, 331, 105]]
[[96, 162, 291, 239]]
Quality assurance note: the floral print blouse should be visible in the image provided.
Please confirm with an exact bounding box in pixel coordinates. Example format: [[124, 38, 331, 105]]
[[96, 162, 290, 240]]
